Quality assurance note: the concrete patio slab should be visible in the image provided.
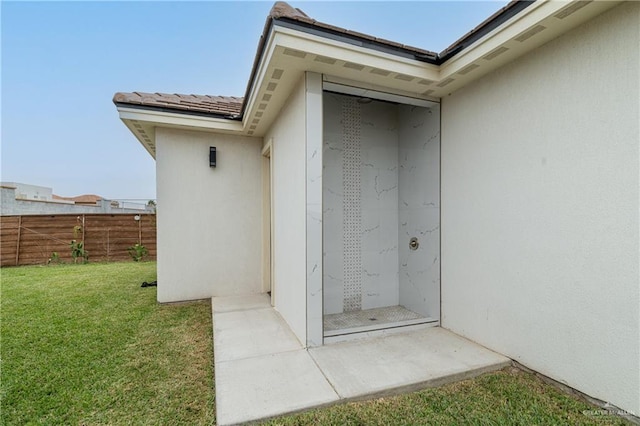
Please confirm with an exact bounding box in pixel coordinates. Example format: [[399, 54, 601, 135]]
[[213, 304, 301, 362], [212, 294, 511, 425], [309, 327, 511, 399], [215, 349, 339, 425]]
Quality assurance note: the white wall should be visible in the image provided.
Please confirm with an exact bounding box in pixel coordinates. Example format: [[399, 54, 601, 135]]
[[265, 76, 307, 345], [155, 128, 263, 302], [441, 2, 639, 415], [398, 104, 440, 319]]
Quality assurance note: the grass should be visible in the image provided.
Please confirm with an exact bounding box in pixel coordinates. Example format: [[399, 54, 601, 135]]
[[1, 262, 214, 425], [264, 367, 629, 425], [1, 262, 630, 425]]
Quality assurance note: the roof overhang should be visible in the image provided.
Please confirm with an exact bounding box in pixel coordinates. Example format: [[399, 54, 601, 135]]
[[116, 0, 622, 158], [117, 107, 243, 157]]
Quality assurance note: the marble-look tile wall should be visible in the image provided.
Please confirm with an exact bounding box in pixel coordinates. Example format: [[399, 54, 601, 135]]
[[359, 100, 400, 311], [322, 92, 440, 319], [398, 104, 440, 319], [323, 93, 346, 315], [323, 93, 400, 314]]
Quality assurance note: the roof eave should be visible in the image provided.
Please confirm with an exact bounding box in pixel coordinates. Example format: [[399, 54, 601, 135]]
[[113, 101, 242, 121], [438, 0, 535, 62], [115, 104, 247, 159]]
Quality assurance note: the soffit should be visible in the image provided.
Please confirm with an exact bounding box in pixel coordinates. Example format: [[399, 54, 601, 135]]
[[437, 0, 622, 96], [117, 0, 623, 155], [242, 0, 622, 138]]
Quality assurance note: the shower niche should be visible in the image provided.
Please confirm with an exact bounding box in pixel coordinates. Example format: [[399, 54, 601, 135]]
[[322, 89, 440, 339]]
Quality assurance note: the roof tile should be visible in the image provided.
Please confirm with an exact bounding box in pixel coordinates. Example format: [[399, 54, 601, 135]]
[[113, 92, 243, 116]]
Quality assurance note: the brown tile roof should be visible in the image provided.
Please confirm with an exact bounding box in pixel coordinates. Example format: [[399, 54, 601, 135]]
[[269, 1, 437, 59], [113, 92, 243, 117]]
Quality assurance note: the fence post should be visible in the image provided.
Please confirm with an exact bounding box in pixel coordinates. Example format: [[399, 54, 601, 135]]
[[15, 216, 22, 266]]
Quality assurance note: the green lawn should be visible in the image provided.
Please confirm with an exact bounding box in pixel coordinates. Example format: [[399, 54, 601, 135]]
[[1, 262, 214, 425], [1, 262, 629, 425]]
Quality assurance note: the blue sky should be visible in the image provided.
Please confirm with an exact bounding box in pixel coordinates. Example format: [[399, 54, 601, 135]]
[[1, 1, 507, 200]]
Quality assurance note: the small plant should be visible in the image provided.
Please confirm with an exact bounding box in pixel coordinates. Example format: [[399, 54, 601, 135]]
[[128, 243, 148, 262], [70, 240, 89, 264], [47, 252, 63, 265], [70, 225, 89, 264]]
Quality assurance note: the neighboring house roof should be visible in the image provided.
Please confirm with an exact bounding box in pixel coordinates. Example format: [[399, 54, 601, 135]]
[[53, 194, 102, 204], [112, 92, 243, 118]]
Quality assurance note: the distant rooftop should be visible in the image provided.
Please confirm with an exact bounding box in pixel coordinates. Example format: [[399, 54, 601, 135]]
[[52, 194, 103, 204]]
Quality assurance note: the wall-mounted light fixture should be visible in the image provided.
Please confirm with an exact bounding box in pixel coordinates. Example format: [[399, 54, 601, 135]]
[[210, 147, 217, 167]]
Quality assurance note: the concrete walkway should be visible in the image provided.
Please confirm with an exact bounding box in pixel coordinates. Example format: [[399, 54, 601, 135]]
[[212, 294, 510, 425]]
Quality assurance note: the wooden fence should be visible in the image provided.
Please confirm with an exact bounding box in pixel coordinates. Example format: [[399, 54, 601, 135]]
[[0, 213, 156, 267]]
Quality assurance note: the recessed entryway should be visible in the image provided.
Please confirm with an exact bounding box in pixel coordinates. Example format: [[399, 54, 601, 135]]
[[321, 86, 441, 340]]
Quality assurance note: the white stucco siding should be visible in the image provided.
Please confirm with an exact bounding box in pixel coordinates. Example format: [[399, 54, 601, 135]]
[[441, 2, 639, 415], [155, 128, 263, 302], [265, 76, 307, 345]]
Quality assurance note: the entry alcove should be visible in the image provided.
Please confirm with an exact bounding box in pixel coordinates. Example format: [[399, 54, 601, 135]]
[[321, 86, 441, 339]]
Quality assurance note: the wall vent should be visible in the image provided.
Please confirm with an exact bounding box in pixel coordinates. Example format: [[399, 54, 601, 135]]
[[422, 89, 435, 96], [283, 48, 306, 58], [314, 55, 336, 65], [252, 118, 260, 124], [437, 78, 455, 88], [258, 103, 267, 110], [458, 64, 479, 75], [554, 1, 592, 19], [249, 125, 257, 130], [370, 68, 391, 76], [255, 112, 263, 118], [483, 46, 509, 61], [271, 69, 284, 80], [266, 82, 277, 91], [262, 94, 272, 102], [515, 25, 546, 42], [394, 73, 414, 82], [418, 79, 434, 86], [344, 62, 365, 71]]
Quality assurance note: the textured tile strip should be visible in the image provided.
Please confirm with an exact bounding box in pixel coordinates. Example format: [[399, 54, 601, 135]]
[[342, 98, 362, 312]]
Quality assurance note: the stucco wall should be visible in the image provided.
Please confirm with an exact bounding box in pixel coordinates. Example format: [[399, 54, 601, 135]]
[[264, 76, 308, 345], [441, 2, 639, 415], [155, 128, 263, 302]]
